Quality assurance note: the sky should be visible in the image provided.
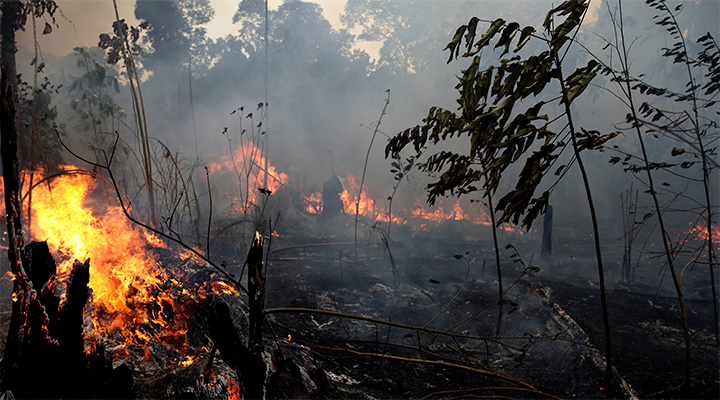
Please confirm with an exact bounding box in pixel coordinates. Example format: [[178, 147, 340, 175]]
[[18, 0, 348, 58], [17, 0, 608, 65]]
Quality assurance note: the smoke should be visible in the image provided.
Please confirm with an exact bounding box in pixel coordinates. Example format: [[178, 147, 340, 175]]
[[10, 0, 718, 296]]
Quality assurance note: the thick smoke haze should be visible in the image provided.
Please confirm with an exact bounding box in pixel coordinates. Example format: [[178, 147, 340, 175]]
[[10, 0, 719, 290]]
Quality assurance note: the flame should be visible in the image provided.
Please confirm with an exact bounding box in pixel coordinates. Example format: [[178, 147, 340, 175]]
[[298, 173, 532, 232], [340, 174, 386, 221], [27, 167, 170, 334], [410, 200, 471, 223], [302, 192, 322, 214], [179, 355, 195, 367], [286, 334, 292, 342], [685, 222, 720, 250], [210, 280, 236, 295], [227, 373, 241, 400], [143, 346, 154, 364], [207, 142, 288, 212], [0, 166, 238, 363]]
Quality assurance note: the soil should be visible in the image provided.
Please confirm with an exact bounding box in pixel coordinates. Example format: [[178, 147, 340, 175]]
[[1, 224, 718, 398]]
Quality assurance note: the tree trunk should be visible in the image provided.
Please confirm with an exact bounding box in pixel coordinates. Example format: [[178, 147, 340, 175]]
[[0, 1, 25, 391], [541, 205, 553, 265]]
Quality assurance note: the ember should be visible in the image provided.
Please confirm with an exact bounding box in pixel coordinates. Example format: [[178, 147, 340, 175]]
[[5, 167, 239, 366]]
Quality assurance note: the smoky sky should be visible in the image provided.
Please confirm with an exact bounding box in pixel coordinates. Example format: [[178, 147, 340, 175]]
[[12, 0, 719, 280]]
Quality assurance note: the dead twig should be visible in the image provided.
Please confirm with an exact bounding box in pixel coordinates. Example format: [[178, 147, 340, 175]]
[[54, 129, 248, 295], [423, 254, 471, 328], [308, 344, 559, 398]]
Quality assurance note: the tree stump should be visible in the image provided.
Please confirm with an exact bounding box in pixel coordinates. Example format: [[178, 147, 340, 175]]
[[0, 241, 133, 398]]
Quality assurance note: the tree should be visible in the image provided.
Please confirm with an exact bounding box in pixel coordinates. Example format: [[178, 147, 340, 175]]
[[0, 0, 58, 392], [386, 0, 618, 387], [134, 0, 214, 72], [67, 47, 124, 144], [585, 0, 719, 387], [342, 0, 452, 75]]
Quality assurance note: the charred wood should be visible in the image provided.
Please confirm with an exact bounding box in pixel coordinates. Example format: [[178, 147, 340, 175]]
[[541, 205, 553, 265], [0, 242, 133, 399], [321, 175, 344, 218], [206, 293, 265, 399], [247, 234, 265, 350]]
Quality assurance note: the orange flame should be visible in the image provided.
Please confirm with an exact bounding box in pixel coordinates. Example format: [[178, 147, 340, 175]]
[[227, 373, 242, 400], [302, 192, 322, 214], [681, 221, 720, 252], [207, 142, 288, 212], [340, 174, 385, 221], [3, 166, 237, 359], [179, 355, 195, 367], [298, 173, 530, 232]]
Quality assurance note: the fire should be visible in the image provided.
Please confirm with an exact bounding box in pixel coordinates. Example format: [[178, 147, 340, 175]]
[[685, 222, 720, 250], [207, 142, 288, 212], [410, 200, 471, 223], [27, 167, 175, 336], [286, 334, 292, 342], [227, 373, 241, 400], [339, 174, 386, 221], [179, 355, 195, 367], [302, 192, 322, 214], [298, 173, 529, 232], [1, 166, 237, 362], [210, 280, 236, 295]]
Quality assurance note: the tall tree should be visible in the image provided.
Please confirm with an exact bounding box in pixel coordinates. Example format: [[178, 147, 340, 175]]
[[0, 0, 58, 392], [135, 0, 214, 71]]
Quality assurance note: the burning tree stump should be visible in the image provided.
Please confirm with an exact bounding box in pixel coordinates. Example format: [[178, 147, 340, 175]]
[[321, 175, 344, 218], [0, 241, 133, 399], [204, 233, 267, 399], [247, 233, 265, 350]]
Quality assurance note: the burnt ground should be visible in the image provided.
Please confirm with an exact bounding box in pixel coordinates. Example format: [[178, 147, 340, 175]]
[[544, 271, 719, 398], [257, 233, 719, 399], [1, 219, 719, 398]]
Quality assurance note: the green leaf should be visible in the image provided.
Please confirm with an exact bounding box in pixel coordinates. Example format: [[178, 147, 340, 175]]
[[476, 18, 506, 50], [495, 22, 520, 56], [464, 17, 480, 53], [575, 129, 620, 151], [564, 60, 599, 104], [444, 24, 468, 63], [515, 26, 535, 52], [545, 0, 588, 50]]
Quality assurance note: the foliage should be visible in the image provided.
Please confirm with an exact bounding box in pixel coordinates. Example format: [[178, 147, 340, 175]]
[[67, 47, 125, 139], [135, 0, 214, 72], [16, 75, 62, 168], [98, 19, 149, 66], [386, 0, 617, 230]]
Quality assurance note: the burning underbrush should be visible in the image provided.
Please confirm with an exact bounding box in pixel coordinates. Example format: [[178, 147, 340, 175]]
[[0, 149, 717, 398], [21, 168, 236, 360]]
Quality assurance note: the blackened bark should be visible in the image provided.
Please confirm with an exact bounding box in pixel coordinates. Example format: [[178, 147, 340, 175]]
[[59, 259, 91, 355], [541, 205, 553, 264], [206, 294, 266, 399], [0, 1, 25, 388], [1, 243, 130, 398], [247, 234, 265, 349], [1, 0, 19, 90]]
